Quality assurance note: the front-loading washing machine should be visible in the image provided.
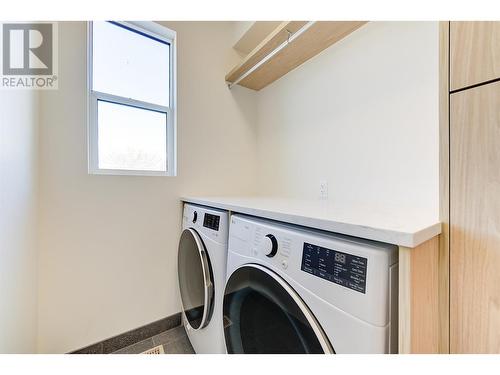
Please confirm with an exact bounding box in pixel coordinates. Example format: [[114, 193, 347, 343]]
[[223, 214, 398, 354], [177, 203, 229, 353]]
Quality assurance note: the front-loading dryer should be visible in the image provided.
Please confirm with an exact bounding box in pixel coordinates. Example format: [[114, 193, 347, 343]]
[[177, 203, 228, 353], [223, 214, 398, 354]]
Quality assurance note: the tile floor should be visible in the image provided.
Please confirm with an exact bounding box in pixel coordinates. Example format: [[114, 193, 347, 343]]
[[112, 325, 195, 354]]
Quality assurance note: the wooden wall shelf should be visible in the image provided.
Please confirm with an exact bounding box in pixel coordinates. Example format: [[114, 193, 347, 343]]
[[226, 21, 368, 91]]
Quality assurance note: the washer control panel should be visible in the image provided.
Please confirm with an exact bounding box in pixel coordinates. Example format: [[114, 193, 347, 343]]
[[183, 203, 228, 244], [203, 213, 220, 231]]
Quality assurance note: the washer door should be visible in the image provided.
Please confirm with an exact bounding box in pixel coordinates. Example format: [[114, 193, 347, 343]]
[[177, 228, 214, 330], [223, 264, 333, 354]]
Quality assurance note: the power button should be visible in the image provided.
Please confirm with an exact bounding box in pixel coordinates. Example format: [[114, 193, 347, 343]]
[[281, 260, 288, 270]]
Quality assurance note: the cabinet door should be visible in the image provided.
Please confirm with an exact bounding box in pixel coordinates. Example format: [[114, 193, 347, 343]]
[[450, 81, 500, 353], [450, 22, 500, 91]]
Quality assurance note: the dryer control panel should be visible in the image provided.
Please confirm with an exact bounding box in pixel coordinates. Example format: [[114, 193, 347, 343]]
[[227, 214, 398, 328], [301, 242, 368, 294]]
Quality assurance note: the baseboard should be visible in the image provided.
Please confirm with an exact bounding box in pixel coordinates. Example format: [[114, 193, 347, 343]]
[[70, 312, 182, 354]]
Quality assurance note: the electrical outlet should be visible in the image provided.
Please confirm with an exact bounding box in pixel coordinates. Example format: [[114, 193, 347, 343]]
[[319, 180, 328, 200]]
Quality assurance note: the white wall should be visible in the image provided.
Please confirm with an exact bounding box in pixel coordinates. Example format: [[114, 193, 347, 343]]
[[0, 90, 39, 353], [256, 22, 439, 217], [37, 21, 258, 353]]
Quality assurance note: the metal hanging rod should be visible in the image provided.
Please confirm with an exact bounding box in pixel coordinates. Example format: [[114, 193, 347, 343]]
[[228, 21, 316, 89]]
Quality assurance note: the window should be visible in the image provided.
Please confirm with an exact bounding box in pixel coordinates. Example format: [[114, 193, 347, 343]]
[[87, 21, 176, 176]]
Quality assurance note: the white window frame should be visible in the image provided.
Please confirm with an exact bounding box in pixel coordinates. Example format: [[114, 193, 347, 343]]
[[87, 21, 177, 176]]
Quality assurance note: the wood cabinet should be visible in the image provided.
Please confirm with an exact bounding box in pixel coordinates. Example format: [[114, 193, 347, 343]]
[[443, 21, 500, 353], [450, 22, 500, 91], [450, 81, 500, 353], [399, 238, 440, 353]]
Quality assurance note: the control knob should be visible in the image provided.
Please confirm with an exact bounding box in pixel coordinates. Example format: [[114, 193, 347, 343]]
[[261, 234, 278, 258]]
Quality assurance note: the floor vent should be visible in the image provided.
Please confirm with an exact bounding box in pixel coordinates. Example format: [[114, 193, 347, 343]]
[[142, 345, 165, 354]]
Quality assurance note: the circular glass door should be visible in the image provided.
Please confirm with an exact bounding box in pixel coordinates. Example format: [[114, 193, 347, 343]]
[[223, 264, 333, 354], [177, 228, 214, 330]]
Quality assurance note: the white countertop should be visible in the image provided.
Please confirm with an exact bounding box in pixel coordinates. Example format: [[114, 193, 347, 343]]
[[181, 196, 441, 248]]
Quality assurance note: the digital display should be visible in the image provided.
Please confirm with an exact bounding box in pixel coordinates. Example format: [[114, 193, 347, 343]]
[[301, 242, 368, 294], [203, 213, 220, 231], [334, 253, 346, 264]]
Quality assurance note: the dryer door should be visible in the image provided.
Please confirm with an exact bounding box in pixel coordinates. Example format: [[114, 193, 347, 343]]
[[178, 228, 214, 330], [223, 264, 333, 354]]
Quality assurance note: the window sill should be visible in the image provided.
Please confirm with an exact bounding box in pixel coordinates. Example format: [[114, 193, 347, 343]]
[[88, 168, 174, 177]]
